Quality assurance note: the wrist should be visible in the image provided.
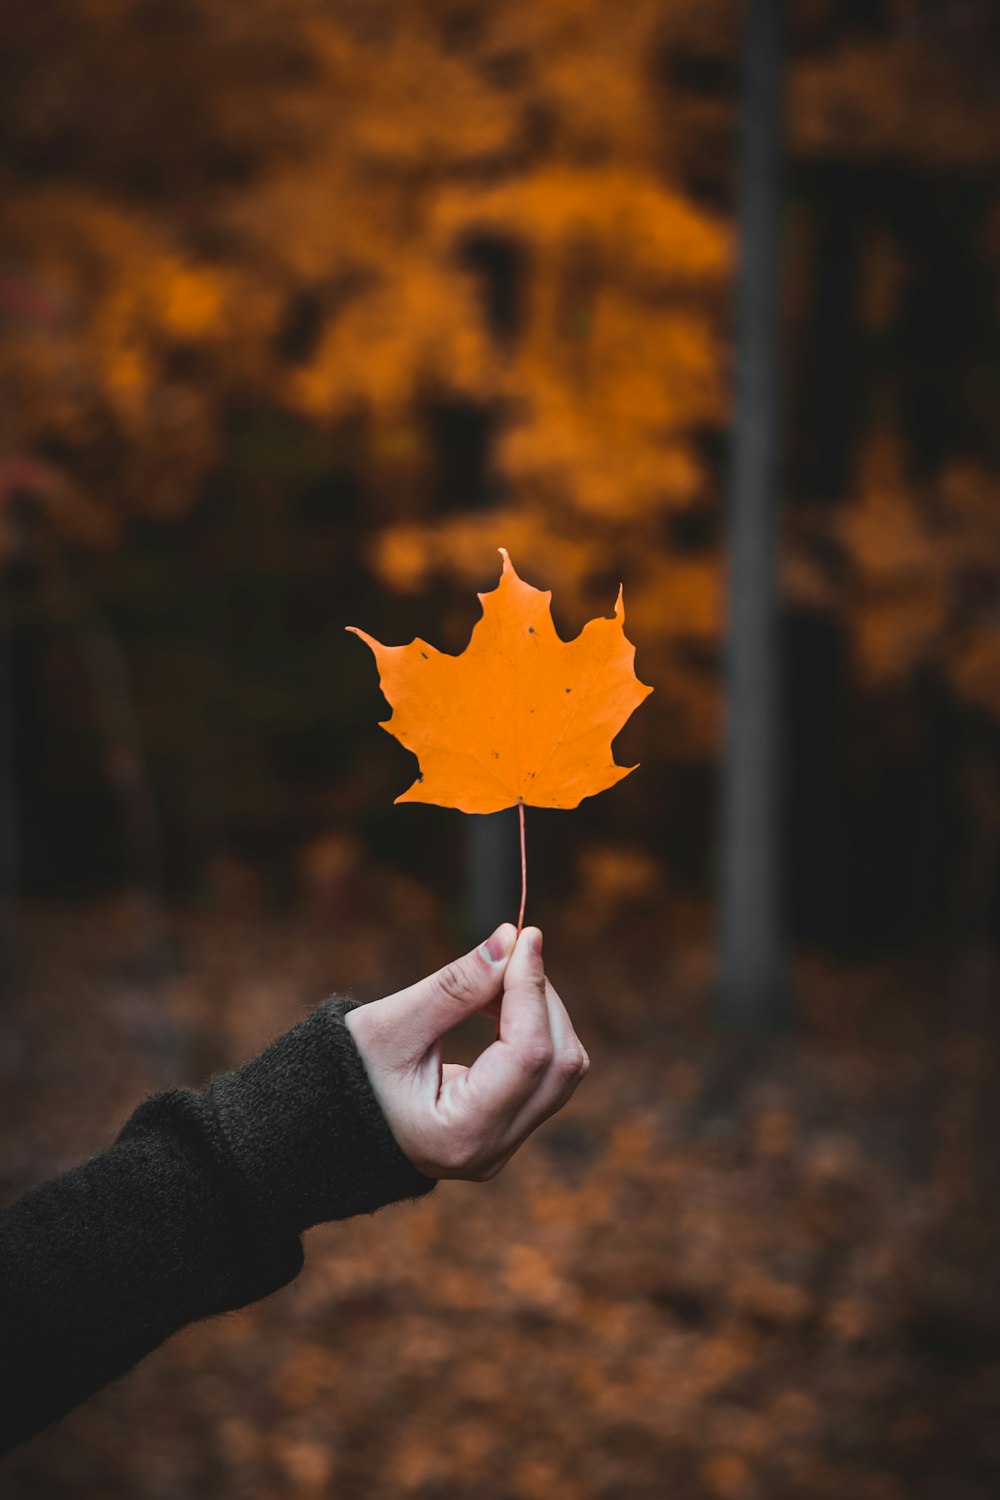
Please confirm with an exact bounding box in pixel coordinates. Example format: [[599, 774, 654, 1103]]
[[208, 997, 435, 1234]]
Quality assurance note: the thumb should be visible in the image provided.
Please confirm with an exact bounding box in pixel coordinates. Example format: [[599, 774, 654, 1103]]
[[377, 923, 517, 1058]]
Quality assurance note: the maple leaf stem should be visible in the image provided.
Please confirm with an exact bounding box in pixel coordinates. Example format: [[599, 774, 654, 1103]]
[[517, 799, 527, 935]]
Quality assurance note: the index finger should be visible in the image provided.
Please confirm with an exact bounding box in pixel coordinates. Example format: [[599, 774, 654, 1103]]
[[450, 927, 554, 1127], [498, 927, 551, 1058]]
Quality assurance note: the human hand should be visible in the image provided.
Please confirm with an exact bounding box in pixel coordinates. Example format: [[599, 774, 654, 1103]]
[[344, 924, 589, 1181]]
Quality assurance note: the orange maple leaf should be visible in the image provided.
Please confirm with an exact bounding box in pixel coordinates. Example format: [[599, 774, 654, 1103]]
[[347, 548, 652, 814]]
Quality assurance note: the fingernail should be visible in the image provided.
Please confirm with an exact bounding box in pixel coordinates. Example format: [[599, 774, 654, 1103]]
[[481, 924, 516, 963], [527, 927, 543, 957]]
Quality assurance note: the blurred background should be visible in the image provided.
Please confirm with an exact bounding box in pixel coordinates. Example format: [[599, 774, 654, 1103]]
[[3, 1, 1000, 1496]]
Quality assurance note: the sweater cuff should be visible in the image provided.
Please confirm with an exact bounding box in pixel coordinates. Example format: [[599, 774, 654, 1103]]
[[209, 997, 436, 1234]]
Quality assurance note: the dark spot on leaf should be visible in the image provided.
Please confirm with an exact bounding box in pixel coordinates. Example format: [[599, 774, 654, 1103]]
[[528, 626, 535, 634], [492, 750, 499, 758], [416, 773, 424, 782], [420, 651, 428, 659], [565, 687, 571, 693]]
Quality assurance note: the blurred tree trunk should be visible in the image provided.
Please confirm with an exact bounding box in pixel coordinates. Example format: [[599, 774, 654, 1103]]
[[716, 0, 789, 1029], [75, 604, 171, 982], [42, 539, 172, 988], [70, 589, 185, 1080], [0, 628, 18, 990], [468, 811, 521, 936]]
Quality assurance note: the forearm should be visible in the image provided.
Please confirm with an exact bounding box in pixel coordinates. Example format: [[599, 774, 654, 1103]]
[[0, 997, 434, 1454], [0, 1091, 303, 1453]]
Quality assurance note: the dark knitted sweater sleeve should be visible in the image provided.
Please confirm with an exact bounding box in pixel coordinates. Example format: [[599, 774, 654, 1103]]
[[0, 996, 435, 1456]]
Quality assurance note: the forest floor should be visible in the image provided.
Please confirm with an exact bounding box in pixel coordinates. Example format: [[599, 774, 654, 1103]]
[[3, 887, 1000, 1500]]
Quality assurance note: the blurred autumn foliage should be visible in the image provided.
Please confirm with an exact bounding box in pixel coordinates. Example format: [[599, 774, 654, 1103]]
[[1, 0, 999, 947]]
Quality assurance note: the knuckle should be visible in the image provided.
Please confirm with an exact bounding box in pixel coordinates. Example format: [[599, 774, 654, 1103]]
[[438, 1130, 479, 1175], [518, 1040, 554, 1078], [436, 960, 478, 1009], [434, 1131, 507, 1182], [556, 1046, 589, 1084]]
